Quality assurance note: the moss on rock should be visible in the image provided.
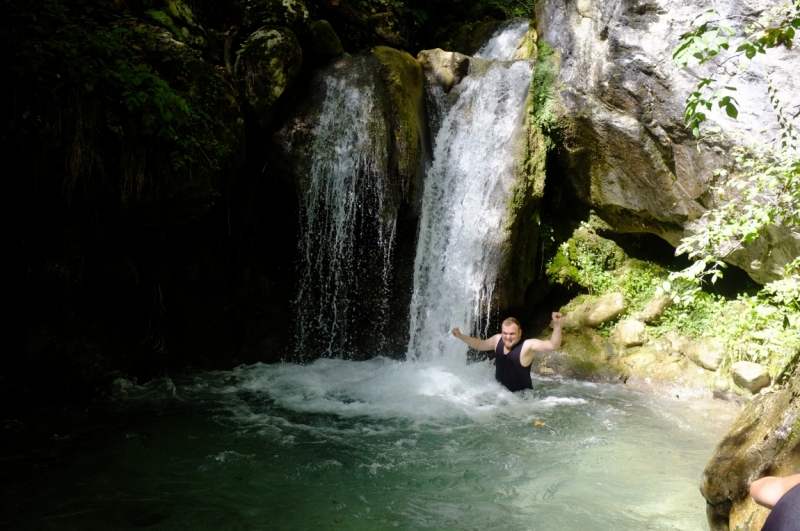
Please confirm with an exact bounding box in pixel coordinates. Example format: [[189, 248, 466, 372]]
[[371, 46, 426, 203]]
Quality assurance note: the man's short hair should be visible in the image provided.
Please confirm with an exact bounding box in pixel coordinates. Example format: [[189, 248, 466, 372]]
[[501, 317, 521, 330]]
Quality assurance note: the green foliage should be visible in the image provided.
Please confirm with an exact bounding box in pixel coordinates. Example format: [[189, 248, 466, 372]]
[[655, 292, 800, 378], [673, 3, 800, 138], [530, 42, 563, 149], [4, 0, 231, 199], [670, 6, 800, 375], [545, 226, 624, 294]]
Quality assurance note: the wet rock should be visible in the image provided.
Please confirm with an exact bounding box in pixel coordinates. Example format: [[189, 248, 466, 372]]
[[731, 361, 771, 394], [370, 46, 426, 201], [612, 319, 645, 347], [637, 294, 672, 324], [580, 292, 626, 328], [686, 338, 726, 371], [417, 49, 470, 93], [235, 26, 303, 128]]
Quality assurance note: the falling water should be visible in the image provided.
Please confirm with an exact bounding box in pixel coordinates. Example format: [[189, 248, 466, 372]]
[[474, 18, 532, 61], [407, 53, 534, 361], [294, 58, 397, 359]]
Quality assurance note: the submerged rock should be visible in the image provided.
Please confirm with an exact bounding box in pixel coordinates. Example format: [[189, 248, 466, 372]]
[[731, 361, 771, 394]]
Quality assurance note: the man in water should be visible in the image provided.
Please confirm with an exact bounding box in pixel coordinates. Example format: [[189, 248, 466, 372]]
[[750, 474, 800, 530], [451, 313, 563, 392]]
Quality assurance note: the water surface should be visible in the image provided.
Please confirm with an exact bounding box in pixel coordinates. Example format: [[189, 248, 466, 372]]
[[3, 359, 734, 530]]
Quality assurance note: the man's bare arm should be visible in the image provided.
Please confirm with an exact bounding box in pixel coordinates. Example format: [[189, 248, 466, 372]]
[[451, 328, 499, 351], [520, 313, 562, 366], [750, 474, 800, 509]]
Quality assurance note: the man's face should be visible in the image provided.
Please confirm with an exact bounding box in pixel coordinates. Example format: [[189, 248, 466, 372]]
[[501, 323, 521, 350]]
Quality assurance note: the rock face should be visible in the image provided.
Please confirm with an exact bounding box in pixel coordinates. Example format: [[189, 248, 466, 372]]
[[536, 0, 800, 284], [731, 361, 771, 394], [686, 338, 727, 371], [701, 369, 800, 530]]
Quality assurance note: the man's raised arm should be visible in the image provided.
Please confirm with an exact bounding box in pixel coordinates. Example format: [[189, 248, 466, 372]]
[[451, 327, 499, 351]]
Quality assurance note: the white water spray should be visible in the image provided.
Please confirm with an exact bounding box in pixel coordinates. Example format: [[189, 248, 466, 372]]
[[294, 59, 397, 358], [475, 19, 531, 61], [407, 45, 534, 361]]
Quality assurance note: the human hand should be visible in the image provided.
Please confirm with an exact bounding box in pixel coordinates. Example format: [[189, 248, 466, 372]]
[[451, 327, 462, 338], [551, 312, 563, 324]]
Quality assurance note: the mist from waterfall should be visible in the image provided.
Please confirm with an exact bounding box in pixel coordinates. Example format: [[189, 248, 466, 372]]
[[294, 59, 397, 359], [406, 55, 534, 361]]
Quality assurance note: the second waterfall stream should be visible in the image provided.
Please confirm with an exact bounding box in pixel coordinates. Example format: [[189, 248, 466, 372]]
[[407, 20, 534, 361]]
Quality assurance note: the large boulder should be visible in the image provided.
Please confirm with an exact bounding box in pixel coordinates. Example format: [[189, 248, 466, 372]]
[[417, 49, 471, 93], [701, 368, 800, 530], [536, 0, 800, 284], [234, 26, 303, 128]]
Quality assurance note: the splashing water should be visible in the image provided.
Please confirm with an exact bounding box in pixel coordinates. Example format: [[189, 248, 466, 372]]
[[2, 362, 736, 531], [475, 19, 532, 61]]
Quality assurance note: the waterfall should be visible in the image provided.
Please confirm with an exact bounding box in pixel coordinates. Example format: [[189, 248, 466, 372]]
[[294, 58, 397, 359], [407, 41, 534, 361], [474, 19, 531, 61]]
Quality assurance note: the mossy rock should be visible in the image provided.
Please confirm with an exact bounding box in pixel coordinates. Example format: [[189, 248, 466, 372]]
[[146, 0, 207, 48], [531, 327, 625, 382], [235, 26, 303, 128], [370, 46, 426, 203], [702, 367, 800, 530], [546, 227, 627, 288]]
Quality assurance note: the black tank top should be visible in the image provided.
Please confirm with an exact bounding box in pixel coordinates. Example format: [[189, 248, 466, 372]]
[[494, 339, 533, 392], [763, 482, 800, 531]]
